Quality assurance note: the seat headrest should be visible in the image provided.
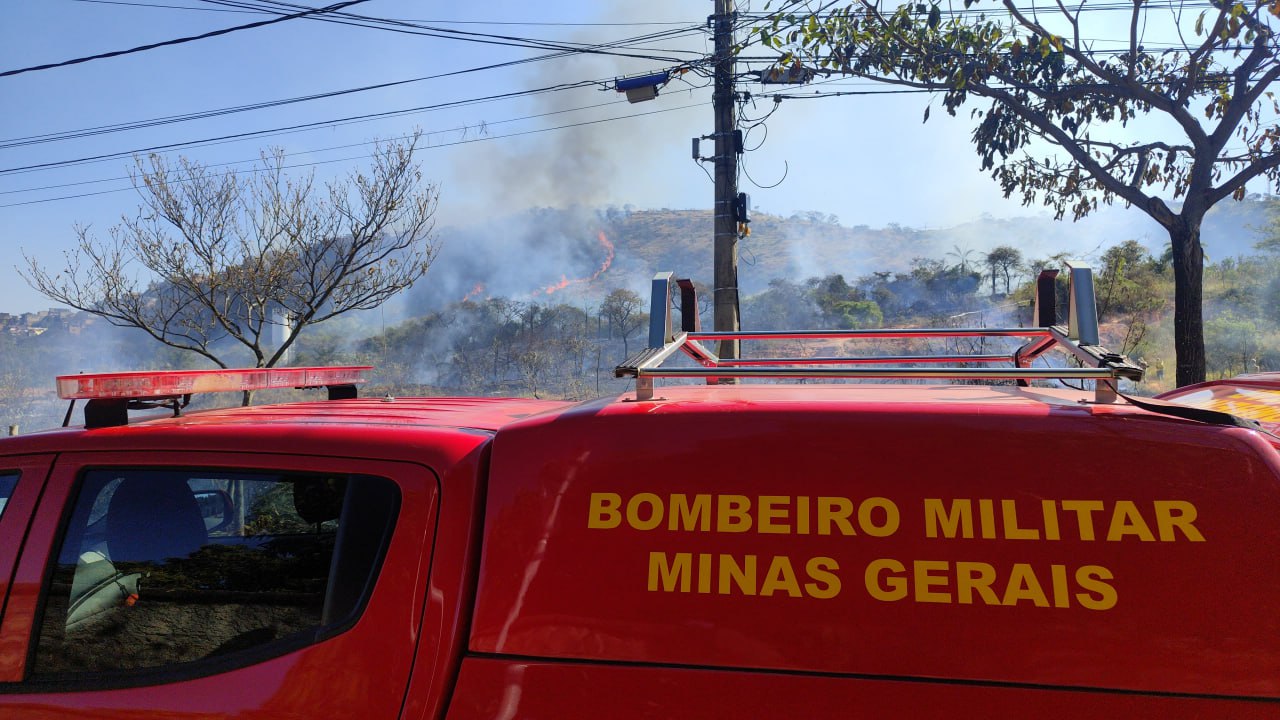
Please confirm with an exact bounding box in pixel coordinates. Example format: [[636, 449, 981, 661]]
[[106, 477, 208, 565]]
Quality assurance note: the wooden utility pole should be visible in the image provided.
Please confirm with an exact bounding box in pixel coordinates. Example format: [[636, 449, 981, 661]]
[[712, 0, 740, 360]]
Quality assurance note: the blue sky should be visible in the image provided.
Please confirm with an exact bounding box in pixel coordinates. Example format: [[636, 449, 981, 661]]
[[0, 0, 1037, 314], [0, 0, 1259, 314]]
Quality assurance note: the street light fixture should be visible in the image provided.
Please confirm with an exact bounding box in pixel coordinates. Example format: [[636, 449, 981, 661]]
[[614, 71, 671, 103]]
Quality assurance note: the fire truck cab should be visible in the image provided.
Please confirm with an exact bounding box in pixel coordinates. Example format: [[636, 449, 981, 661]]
[[0, 267, 1277, 718]]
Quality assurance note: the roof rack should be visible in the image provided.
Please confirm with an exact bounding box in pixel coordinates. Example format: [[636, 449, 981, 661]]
[[615, 264, 1143, 402], [57, 366, 372, 429]]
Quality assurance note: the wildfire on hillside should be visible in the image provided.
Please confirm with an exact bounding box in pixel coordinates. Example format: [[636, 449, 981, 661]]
[[541, 231, 615, 296], [461, 283, 486, 302], [542, 276, 571, 295]]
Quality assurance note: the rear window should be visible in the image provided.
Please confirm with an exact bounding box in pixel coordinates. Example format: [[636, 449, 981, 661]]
[[0, 472, 16, 520], [30, 468, 399, 680]]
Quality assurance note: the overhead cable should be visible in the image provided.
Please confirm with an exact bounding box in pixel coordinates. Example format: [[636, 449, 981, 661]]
[[0, 0, 370, 78], [1, 23, 708, 150], [2, 87, 690, 190], [0, 77, 645, 175], [197, 0, 704, 62], [69, 0, 696, 25], [1, 101, 709, 208]]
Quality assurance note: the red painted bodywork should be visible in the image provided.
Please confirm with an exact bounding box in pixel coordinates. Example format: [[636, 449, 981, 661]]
[[470, 385, 1280, 702], [0, 397, 566, 719], [445, 658, 1279, 719], [1, 385, 1277, 717]]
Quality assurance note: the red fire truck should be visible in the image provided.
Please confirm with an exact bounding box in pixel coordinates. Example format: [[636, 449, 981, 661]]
[[0, 267, 1276, 718]]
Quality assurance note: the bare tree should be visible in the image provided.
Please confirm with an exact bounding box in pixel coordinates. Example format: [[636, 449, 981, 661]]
[[600, 288, 648, 356], [24, 136, 439, 402]]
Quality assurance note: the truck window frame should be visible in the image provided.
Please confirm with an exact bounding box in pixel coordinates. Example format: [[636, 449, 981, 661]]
[[19, 464, 401, 691]]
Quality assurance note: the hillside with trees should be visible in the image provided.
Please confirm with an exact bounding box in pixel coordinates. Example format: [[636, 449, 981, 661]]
[[4, 199, 1279, 433], [752, 0, 1280, 386]]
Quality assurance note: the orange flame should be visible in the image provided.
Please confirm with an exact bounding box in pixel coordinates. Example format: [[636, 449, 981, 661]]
[[462, 282, 486, 302], [542, 275, 571, 295], [589, 231, 615, 280], [541, 231, 615, 296]]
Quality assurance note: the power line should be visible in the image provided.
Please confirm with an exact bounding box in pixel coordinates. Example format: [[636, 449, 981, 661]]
[[0, 101, 709, 208], [68, 0, 697, 26], [0, 0, 371, 78], [735, 0, 1221, 21], [0, 23, 709, 151], [195, 0, 704, 62], [0, 76, 648, 175], [1, 91, 684, 194], [0, 56, 606, 149]]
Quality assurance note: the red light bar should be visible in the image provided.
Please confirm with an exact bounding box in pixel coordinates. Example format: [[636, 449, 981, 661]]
[[56, 366, 372, 400]]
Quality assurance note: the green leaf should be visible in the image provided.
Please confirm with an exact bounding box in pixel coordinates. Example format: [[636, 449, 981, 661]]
[[928, 4, 942, 29], [1194, 11, 1205, 35]]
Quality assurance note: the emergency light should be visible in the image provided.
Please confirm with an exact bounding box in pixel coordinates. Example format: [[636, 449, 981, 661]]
[[57, 366, 371, 400]]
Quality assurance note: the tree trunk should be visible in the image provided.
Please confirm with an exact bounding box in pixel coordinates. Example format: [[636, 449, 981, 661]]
[[1168, 216, 1206, 387]]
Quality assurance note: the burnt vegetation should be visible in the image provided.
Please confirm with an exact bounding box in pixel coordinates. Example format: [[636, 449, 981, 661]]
[[5, 202, 1280, 432]]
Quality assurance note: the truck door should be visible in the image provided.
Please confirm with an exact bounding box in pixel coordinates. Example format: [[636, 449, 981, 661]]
[[0, 454, 53, 682], [0, 451, 439, 719]]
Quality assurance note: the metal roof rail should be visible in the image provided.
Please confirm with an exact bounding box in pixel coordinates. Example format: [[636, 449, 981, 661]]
[[616, 265, 1143, 402]]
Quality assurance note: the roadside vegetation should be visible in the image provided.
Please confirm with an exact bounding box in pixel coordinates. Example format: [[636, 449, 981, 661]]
[[6, 200, 1279, 434]]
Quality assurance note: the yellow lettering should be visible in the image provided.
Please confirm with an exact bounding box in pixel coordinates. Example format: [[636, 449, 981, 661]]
[[796, 496, 811, 535], [761, 556, 802, 597], [955, 561, 999, 605], [1060, 500, 1104, 541], [717, 495, 753, 532], [588, 492, 622, 529], [1050, 564, 1070, 608], [913, 560, 951, 603], [865, 558, 908, 601], [1002, 563, 1050, 607], [669, 494, 712, 531], [1002, 499, 1039, 540], [1042, 500, 1060, 540], [804, 557, 841, 599], [1075, 565, 1117, 610], [818, 497, 856, 535], [859, 497, 900, 537], [697, 553, 712, 593], [1153, 500, 1205, 542], [1106, 500, 1156, 542], [978, 498, 996, 539], [626, 493, 664, 530], [924, 498, 973, 539], [718, 554, 757, 595], [758, 495, 791, 534], [648, 552, 691, 592]]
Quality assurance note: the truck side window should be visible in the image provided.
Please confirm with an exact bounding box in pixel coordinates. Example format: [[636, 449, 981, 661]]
[[0, 472, 16, 520], [30, 469, 399, 681]]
